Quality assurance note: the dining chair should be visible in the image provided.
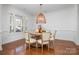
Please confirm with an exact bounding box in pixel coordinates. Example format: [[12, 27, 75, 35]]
[[50, 30, 57, 54], [24, 32, 36, 49], [37, 32, 51, 51]]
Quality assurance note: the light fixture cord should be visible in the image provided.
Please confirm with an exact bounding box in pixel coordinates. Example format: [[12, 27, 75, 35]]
[[40, 4, 42, 13]]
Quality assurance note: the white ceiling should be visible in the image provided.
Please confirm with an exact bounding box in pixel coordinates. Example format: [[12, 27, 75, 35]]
[[11, 4, 74, 16]]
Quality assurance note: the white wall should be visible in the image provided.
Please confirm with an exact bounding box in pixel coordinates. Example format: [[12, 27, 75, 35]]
[[76, 4, 79, 45], [44, 6, 77, 31], [44, 5, 78, 44], [1, 5, 33, 44], [44, 5, 78, 43], [26, 16, 35, 32], [0, 5, 2, 50], [0, 5, 1, 32]]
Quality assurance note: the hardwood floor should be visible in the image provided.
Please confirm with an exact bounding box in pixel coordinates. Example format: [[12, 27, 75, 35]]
[[1, 39, 54, 55], [0, 39, 78, 55], [76, 45, 79, 55], [2, 45, 54, 55]]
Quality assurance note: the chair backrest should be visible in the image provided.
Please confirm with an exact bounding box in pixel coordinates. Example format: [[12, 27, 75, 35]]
[[51, 30, 57, 40], [42, 32, 51, 41], [24, 32, 29, 40]]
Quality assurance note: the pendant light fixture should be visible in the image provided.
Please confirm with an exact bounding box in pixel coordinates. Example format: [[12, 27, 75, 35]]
[[36, 4, 46, 24]]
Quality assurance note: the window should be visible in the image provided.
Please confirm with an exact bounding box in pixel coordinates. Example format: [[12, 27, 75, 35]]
[[10, 13, 23, 32], [15, 15, 23, 32], [10, 13, 14, 32]]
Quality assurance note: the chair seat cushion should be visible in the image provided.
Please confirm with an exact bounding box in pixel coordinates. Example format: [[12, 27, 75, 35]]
[[26, 38, 36, 43], [37, 40, 49, 44]]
